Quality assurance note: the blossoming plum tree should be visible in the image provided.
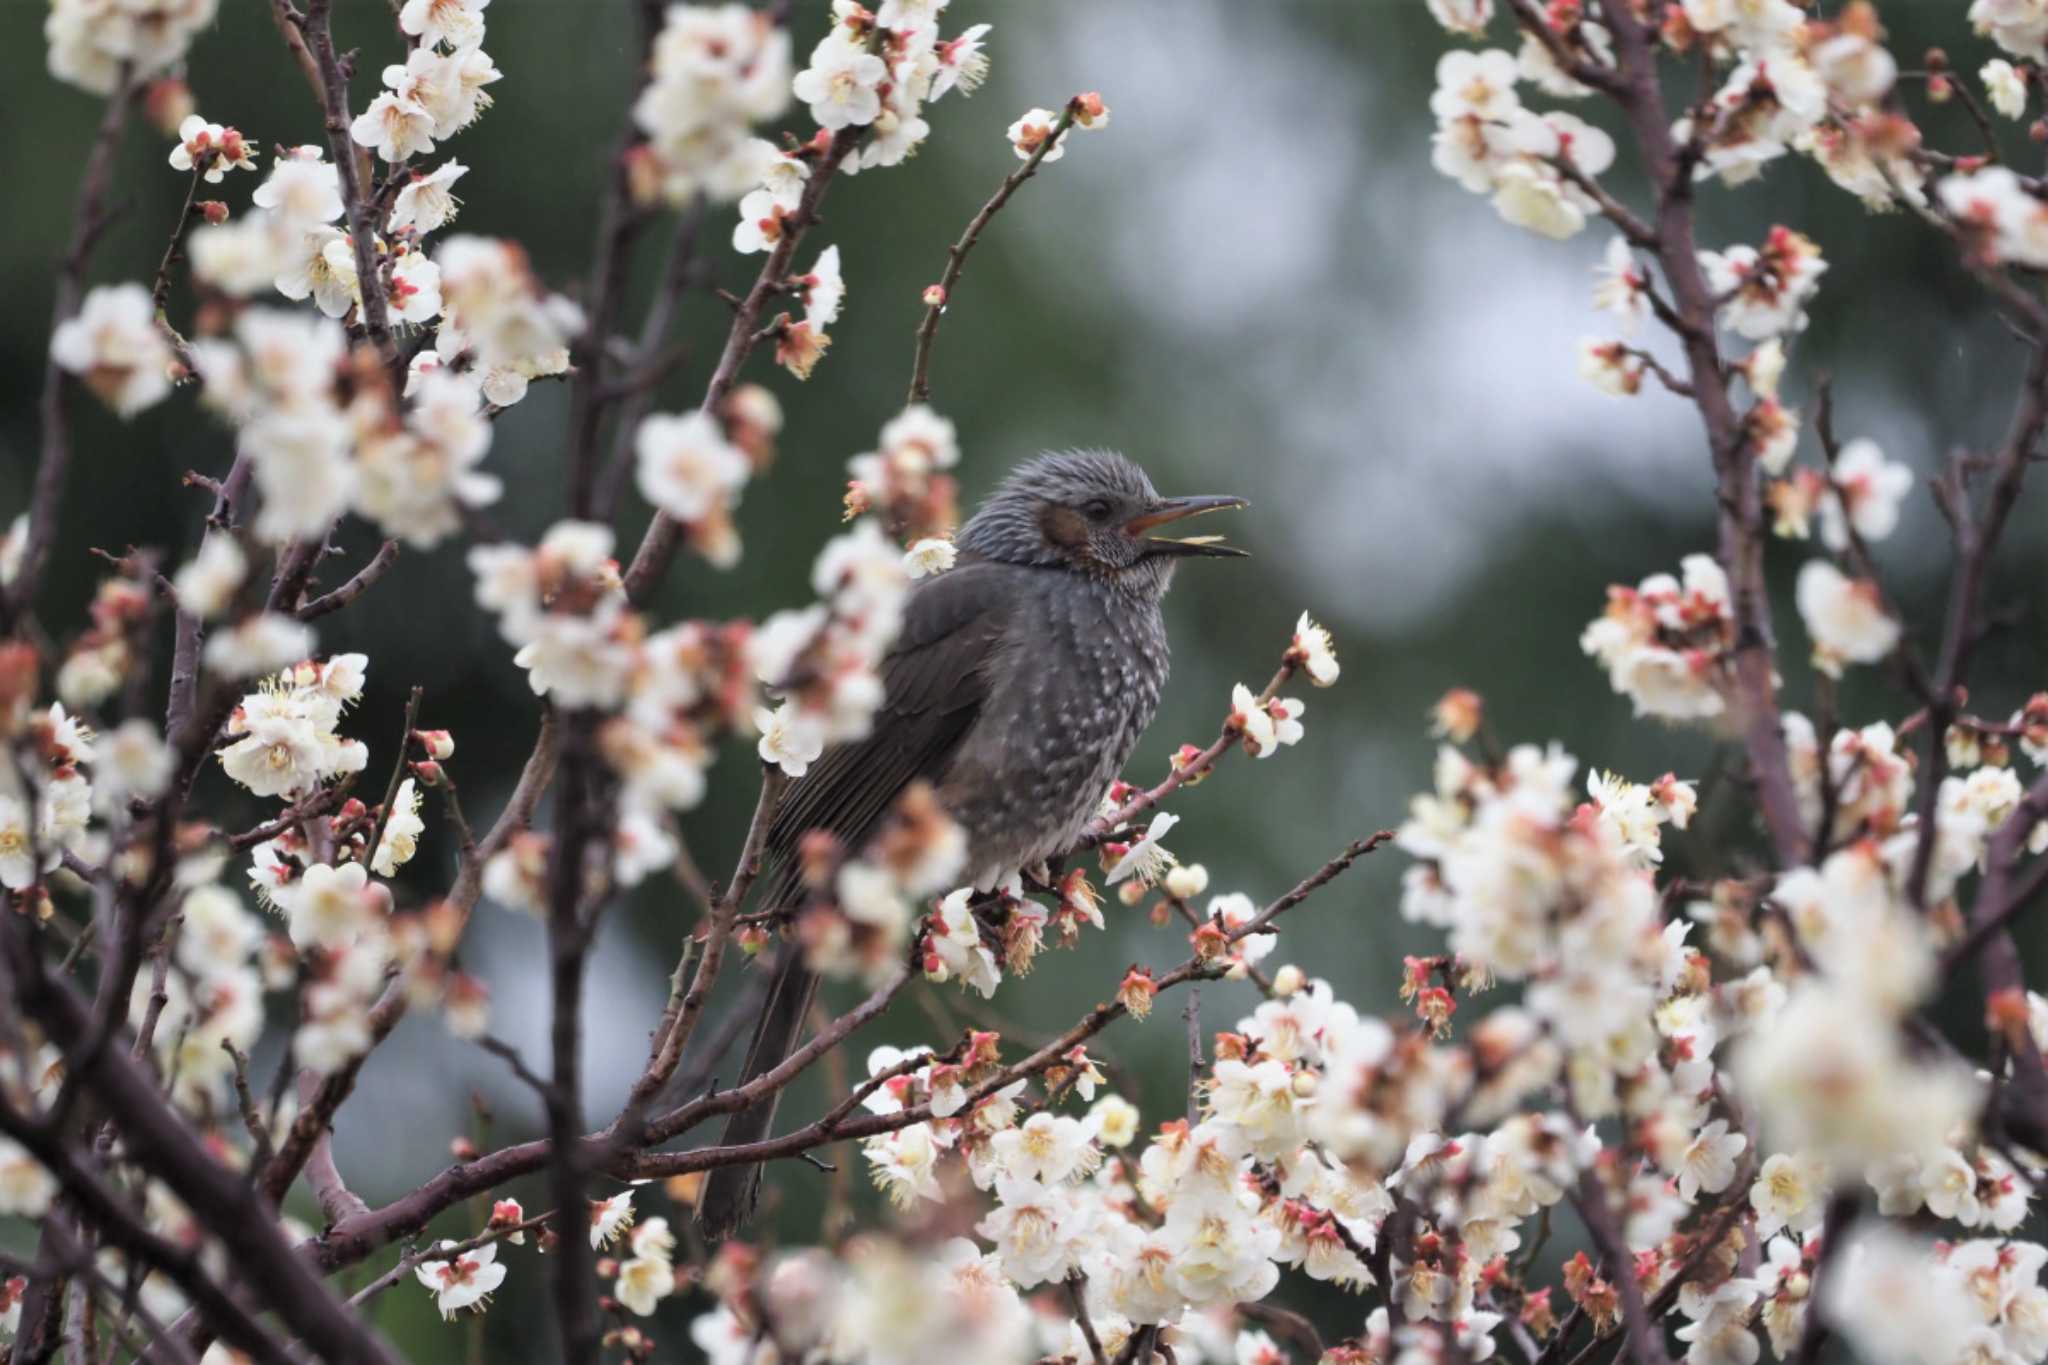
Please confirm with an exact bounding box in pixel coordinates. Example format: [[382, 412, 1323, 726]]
[[9, 0, 2048, 1363]]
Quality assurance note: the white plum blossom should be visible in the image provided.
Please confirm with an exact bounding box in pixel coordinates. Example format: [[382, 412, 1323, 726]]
[[1940, 165, 2048, 270], [389, 160, 469, 236], [1579, 553, 1734, 721], [1291, 612, 1340, 686], [399, 0, 489, 49], [1104, 812, 1180, 887], [635, 409, 750, 524], [1819, 438, 1913, 551], [1700, 228, 1827, 339], [1975, 0, 2048, 62], [202, 614, 317, 681], [50, 284, 173, 418], [903, 537, 956, 579], [167, 116, 255, 182], [351, 91, 438, 163], [756, 701, 825, 778], [252, 148, 345, 228], [1796, 560, 1900, 678], [171, 536, 247, 619], [792, 29, 888, 131], [414, 1241, 505, 1320], [1985, 59, 2031, 119], [1006, 107, 1066, 163]]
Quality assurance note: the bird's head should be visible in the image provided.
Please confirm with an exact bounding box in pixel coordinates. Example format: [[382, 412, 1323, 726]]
[[955, 450, 1247, 596]]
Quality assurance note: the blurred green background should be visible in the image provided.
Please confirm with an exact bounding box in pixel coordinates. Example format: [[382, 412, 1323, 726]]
[[4, 0, 2047, 1358]]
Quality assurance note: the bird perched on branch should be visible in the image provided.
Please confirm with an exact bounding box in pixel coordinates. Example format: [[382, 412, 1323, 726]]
[[696, 449, 1246, 1239]]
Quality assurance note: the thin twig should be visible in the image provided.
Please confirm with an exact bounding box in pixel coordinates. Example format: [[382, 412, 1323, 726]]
[[907, 101, 1079, 405]]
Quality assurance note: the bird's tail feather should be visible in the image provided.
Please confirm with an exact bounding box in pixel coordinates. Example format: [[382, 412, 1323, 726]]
[[694, 948, 819, 1241]]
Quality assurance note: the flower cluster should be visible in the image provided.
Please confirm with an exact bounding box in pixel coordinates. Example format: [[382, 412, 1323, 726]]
[[632, 3, 793, 205], [1579, 553, 1736, 721], [1429, 47, 1618, 240], [350, 3, 501, 164], [45, 0, 218, 95], [0, 705, 96, 892], [845, 403, 962, 540]]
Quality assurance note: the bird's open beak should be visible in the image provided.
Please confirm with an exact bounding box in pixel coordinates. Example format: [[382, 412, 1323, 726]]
[[1126, 494, 1250, 558]]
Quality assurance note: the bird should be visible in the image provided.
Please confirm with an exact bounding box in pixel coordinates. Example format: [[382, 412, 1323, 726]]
[[695, 449, 1246, 1238]]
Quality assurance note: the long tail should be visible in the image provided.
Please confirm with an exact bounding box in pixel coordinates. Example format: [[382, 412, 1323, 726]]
[[694, 948, 820, 1241]]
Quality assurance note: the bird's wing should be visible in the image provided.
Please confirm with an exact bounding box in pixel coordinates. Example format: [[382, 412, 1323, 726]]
[[759, 556, 1015, 902]]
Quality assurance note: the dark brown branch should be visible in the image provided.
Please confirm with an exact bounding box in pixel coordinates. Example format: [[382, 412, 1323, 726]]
[[1569, 1171, 1671, 1365], [1067, 1276, 1109, 1365], [621, 126, 864, 605], [3, 72, 136, 635], [260, 713, 557, 1208], [1079, 661, 1295, 847], [0, 920, 396, 1365], [596, 196, 709, 520], [296, 540, 400, 621], [0, 1111, 282, 1365], [298, 0, 400, 379], [618, 764, 788, 1134], [344, 1214, 549, 1310], [361, 686, 423, 875], [907, 101, 1079, 406], [1594, 0, 1809, 866], [305, 833, 1389, 1275], [542, 713, 607, 1365], [562, 0, 668, 518]]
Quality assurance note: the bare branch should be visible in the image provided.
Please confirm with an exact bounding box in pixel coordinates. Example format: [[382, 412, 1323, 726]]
[[3, 71, 136, 635], [907, 100, 1080, 406]]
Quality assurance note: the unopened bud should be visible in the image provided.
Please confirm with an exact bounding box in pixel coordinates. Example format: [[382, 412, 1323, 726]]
[[1929, 73, 1953, 103], [449, 1135, 477, 1161], [1431, 687, 1484, 743], [199, 200, 229, 225], [410, 759, 444, 786], [1271, 963, 1305, 997], [921, 283, 946, 307], [1290, 1068, 1318, 1099], [622, 144, 664, 208], [145, 78, 195, 137], [842, 480, 873, 521], [1162, 863, 1208, 901], [415, 728, 455, 759]]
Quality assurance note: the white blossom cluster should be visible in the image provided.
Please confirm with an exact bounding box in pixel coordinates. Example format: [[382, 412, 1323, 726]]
[[45, 0, 218, 95], [631, 3, 794, 205], [0, 706, 97, 891]]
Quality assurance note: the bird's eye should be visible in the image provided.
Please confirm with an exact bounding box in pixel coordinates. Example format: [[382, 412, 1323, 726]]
[[1080, 498, 1114, 522]]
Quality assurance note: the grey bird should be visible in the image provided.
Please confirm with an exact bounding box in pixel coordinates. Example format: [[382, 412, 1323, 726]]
[[695, 449, 1246, 1238]]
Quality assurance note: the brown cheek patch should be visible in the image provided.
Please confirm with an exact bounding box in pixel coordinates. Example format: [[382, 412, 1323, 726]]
[[1038, 502, 1092, 551]]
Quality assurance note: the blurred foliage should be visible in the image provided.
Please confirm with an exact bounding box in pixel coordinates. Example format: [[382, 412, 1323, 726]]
[[3, 1, 2047, 1358]]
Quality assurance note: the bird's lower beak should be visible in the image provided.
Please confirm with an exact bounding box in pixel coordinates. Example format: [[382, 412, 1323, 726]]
[[1126, 494, 1250, 558]]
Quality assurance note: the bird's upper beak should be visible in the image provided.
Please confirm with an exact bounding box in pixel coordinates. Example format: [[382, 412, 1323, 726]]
[[1125, 494, 1250, 558]]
